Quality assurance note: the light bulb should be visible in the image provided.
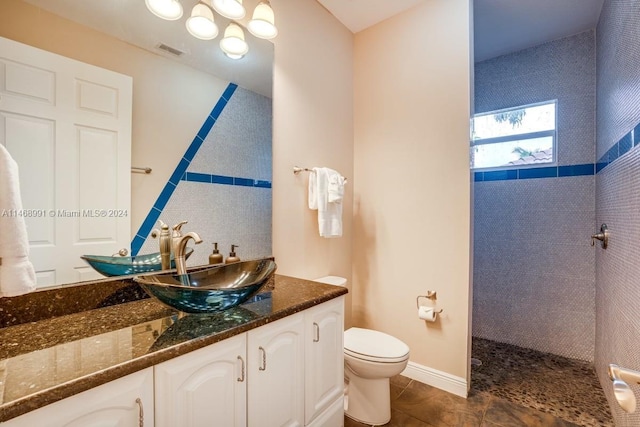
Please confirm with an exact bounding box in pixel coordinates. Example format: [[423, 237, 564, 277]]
[[186, 3, 218, 40], [211, 0, 246, 20], [248, 1, 277, 40], [145, 0, 183, 21], [224, 52, 245, 60], [220, 23, 249, 59]]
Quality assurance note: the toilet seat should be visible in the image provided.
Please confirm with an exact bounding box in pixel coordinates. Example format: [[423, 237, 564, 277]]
[[344, 327, 409, 363]]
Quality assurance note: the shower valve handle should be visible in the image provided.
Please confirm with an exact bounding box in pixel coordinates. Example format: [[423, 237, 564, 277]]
[[590, 224, 609, 249]]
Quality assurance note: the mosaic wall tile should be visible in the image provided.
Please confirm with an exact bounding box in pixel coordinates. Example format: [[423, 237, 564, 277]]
[[596, 0, 640, 159], [595, 150, 640, 427], [594, 1, 640, 425], [189, 88, 272, 181], [473, 31, 597, 362], [475, 31, 596, 166], [137, 181, 272, 266], [135, 86, 272, 261], [473, 175, 596, 361]]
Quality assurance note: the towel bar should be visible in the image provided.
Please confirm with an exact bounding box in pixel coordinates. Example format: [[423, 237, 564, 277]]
[[293, 166, 347, 182], [132, 166, 152, 174]]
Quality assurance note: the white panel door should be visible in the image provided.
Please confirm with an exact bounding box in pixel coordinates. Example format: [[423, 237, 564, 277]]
[[0, 36, 132, 287], [154, 334, 247, 427], [304, 297, 345, 425], [248, 313, 305, 427]]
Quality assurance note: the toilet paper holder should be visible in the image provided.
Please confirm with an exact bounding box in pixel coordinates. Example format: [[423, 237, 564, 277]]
[[416, 295, 443, 313]]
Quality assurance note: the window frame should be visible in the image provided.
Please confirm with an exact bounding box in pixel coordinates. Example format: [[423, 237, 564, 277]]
[[471, 99, 558, 172]]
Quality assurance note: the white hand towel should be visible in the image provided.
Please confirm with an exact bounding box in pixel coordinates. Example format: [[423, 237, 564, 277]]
[[308, 167, 319, 210], [308, 167, 343, 238], [327, 170, 346, 203], [0, 145, 37, 297]]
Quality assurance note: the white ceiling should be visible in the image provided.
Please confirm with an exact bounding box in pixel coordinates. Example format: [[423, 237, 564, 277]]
[[316, 0, 605, 62], [21, 0, 274, 97], [20, 0, 607, 92], [316, 0, 424, 33], [474, 0, 605, 62]]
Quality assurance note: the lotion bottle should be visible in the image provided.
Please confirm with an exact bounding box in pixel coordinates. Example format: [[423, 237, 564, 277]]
[[225, 244, 241, 264], [209, 242, 223, 264]]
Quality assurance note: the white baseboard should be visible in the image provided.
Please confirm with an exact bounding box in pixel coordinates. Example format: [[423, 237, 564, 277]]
[[401, 361, 468, 398]]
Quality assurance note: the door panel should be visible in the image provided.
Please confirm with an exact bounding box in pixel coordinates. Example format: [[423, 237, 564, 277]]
[[0, 36, 132, 287]]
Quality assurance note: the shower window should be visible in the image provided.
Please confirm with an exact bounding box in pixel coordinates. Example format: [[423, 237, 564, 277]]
[[471, 100, 557, 170]]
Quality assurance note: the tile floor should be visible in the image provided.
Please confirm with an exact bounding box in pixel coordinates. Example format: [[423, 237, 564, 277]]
[[344, 338, 614, 427]]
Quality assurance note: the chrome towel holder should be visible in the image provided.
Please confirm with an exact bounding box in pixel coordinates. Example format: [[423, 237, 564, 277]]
[[131, 166, 152, 174], [293, 166, 347, 183]]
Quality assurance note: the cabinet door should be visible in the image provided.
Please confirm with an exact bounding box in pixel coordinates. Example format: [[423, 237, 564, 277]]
[[304, 296, 345, 425], [248, 312, 305, 427], [2, 368, 153, 427], [154, 334, 247, 427], [306, 396, 344, 427]]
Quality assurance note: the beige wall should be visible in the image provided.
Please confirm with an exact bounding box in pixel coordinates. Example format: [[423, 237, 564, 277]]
[[271, 1, 355, 326], [0, 0, 229, 236], [4, 0, 473, 386], [353, 0, 473, 382]]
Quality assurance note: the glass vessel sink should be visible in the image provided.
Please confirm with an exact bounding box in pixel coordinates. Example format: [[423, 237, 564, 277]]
[[81, 248, 193, 277], [133, 259, 277, 314]]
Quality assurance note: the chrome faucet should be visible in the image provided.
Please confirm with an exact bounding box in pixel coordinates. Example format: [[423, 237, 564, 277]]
[[151, 220, 172, 270], [175, 232, 202, 276], [171, 220, 189, 256], [152, 220, 202, 274]]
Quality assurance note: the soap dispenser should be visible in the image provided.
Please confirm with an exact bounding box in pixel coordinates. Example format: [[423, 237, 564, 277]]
[[209, 242, 223, 264], [225, 244, 241, 264]]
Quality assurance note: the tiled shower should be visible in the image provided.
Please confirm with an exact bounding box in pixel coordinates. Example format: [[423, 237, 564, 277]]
[[473, 0, 640, 425], [594, 0, 640, 425], [473, 30, 596, 361]]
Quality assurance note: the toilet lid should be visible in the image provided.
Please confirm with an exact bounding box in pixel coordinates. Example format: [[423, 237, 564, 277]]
[[344, 327, 410, 363]]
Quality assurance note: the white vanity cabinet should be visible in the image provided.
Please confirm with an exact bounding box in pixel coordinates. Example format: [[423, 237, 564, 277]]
[[1, 368, 153, 427], [154, 333, 247, 427], [247, 312, 306, 427], [1, 296, 346, 427], [304, 297, 345, 426]]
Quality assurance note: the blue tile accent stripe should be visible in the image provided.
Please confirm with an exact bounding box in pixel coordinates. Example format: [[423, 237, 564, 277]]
[[519, 166, 558, 179], [130, 83, 238, 256], [474, 163, 595, 182], [558, 164, 595, 177], [181, 173, 272, 189], [596, 126, 640, 174]]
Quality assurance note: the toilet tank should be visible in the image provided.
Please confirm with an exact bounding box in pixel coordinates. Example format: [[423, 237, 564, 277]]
[[313, 276, 347, 287]]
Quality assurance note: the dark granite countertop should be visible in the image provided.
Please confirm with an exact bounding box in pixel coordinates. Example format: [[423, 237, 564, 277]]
[[0, 274, 347, 422]]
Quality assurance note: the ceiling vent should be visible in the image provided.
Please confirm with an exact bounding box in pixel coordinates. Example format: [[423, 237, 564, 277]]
[[157, 43, 184, 56]]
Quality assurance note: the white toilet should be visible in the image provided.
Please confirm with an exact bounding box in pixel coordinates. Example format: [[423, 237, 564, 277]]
[[314, 276, 410, 426]]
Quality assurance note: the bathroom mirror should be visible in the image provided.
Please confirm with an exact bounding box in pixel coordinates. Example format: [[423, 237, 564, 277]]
[[0, 0, 273, 287]]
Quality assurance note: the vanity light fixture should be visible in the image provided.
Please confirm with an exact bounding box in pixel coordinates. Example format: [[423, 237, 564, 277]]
[[186, 2, 219, 40], [247, 0, 277, 40], [145, 0, 184, 21], [211, 0, 246, 20], [220, 22, 249, 59], [146, 0, 276, 60]]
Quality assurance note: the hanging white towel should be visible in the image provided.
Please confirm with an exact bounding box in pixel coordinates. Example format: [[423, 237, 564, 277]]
[[0, 145, 37, 297], [327, 170, 346, 203], [308, 167, 343, 238]]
